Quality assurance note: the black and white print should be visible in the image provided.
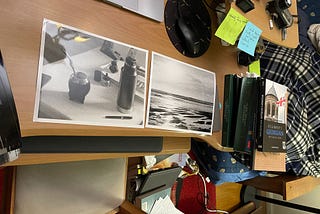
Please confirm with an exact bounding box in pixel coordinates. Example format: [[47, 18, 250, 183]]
[[33, 19, 148, 128], [146, 52, 216, 135]]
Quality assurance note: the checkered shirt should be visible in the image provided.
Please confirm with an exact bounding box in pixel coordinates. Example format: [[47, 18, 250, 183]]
[[259, 41, 320, 177]]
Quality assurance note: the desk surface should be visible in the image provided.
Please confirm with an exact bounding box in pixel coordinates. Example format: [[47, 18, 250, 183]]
[[0, 0, 246, 165], [231, 0, 299, 48]]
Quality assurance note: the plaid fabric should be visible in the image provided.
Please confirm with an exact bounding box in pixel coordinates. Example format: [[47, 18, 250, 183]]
[[259, 41, 320, 177]]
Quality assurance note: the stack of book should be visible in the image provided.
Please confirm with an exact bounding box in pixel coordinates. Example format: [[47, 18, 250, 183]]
[[221, 74, 288, 172]]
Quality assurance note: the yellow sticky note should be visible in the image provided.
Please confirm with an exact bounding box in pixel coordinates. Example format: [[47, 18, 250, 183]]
[[215, 8, 248, 45], [249, 59, 260, 76]]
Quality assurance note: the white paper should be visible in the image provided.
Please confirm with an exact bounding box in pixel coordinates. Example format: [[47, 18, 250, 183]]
[[150, 195, 184, 214], [146, 52, 216, 135], [34, 19, 149, 128]]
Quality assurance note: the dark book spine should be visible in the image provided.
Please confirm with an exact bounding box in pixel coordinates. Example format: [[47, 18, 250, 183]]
[[0, 52, 21, 165], [233, 77, 258, 154], [222, 74, 235, 147], [256, 78, 265, 151], [233, 76, 242, 111], [231, 76, 242, 144]]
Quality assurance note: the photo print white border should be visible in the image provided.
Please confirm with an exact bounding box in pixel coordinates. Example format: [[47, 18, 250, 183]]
[[146, 52, 216, 135], [33, 19, 149, 128]]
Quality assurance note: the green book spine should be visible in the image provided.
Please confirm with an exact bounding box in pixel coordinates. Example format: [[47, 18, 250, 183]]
[[221, 74, 235, 147], [231, 75, 242, 143], [256, 78, 265, 151], [233, 77, 258, 154]]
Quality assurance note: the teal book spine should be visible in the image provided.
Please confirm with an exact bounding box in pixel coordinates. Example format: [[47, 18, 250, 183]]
[[233, 77, 258, 154]]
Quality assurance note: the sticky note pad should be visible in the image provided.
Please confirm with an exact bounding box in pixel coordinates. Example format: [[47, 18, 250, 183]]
[[215, 8, 248, 45], [249, 59, 260, 76], [237, 21, 262, 56]]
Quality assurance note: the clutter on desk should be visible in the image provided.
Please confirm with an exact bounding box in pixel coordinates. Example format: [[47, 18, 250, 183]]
[[128, 152, 223, 213], [221, 72, 288, 172], [237, 38, 265, 72], [215, 3, 230, 47], [234, 0, 293, 31], [127, 159, 183, 213], [237, 50, 259, 66], [265, 0, 294, 42], [164, 0, 212, 58], [34, 19, 220, 135], [215, 8, 263, 57], [117, 48, 139, 114], [265, 0, 293, 30], [149, 195, 183, 214], [215, 8, 248, 46], [135, 187, 173, 213], [146, 52, 217, 135], [236, 0, 255, 13], [144, 153, 190, 171]]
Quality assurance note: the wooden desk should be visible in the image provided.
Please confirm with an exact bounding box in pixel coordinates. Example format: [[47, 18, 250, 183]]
[[231, 0, 299, 48], [0, 0, 243, 165], [1, 2, 316, 212]]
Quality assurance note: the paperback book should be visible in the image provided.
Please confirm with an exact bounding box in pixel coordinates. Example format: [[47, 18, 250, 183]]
[[257, 79, 288, 153]]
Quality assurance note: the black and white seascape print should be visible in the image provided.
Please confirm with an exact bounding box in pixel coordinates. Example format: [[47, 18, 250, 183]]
[[146, 52, 216, 135]]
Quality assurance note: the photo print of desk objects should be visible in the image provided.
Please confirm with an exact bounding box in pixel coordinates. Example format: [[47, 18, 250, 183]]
[[34, 19, 148, 128], [146, 52, 216, 135], [164, 0, 212, 58]]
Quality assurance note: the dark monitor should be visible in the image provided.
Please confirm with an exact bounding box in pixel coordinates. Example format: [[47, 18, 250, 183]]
[[137, 166, 182, 195], [0, 51, 22, 165]]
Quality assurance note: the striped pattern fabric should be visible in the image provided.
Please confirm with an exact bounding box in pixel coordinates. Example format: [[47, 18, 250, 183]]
[[259, 41, 320, 177]]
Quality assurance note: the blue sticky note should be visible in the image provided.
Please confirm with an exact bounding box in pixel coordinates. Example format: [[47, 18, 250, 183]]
[[237, 21, 262, 56]]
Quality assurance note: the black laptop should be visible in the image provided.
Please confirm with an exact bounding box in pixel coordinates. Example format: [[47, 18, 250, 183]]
[[0, 51, 22, 165], [137, 166, 182, 195]]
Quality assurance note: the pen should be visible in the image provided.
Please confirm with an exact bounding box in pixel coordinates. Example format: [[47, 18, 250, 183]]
[[105, 115, 133, 119], [269, 19, 274, 30], [281, 28, 287, 41]]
